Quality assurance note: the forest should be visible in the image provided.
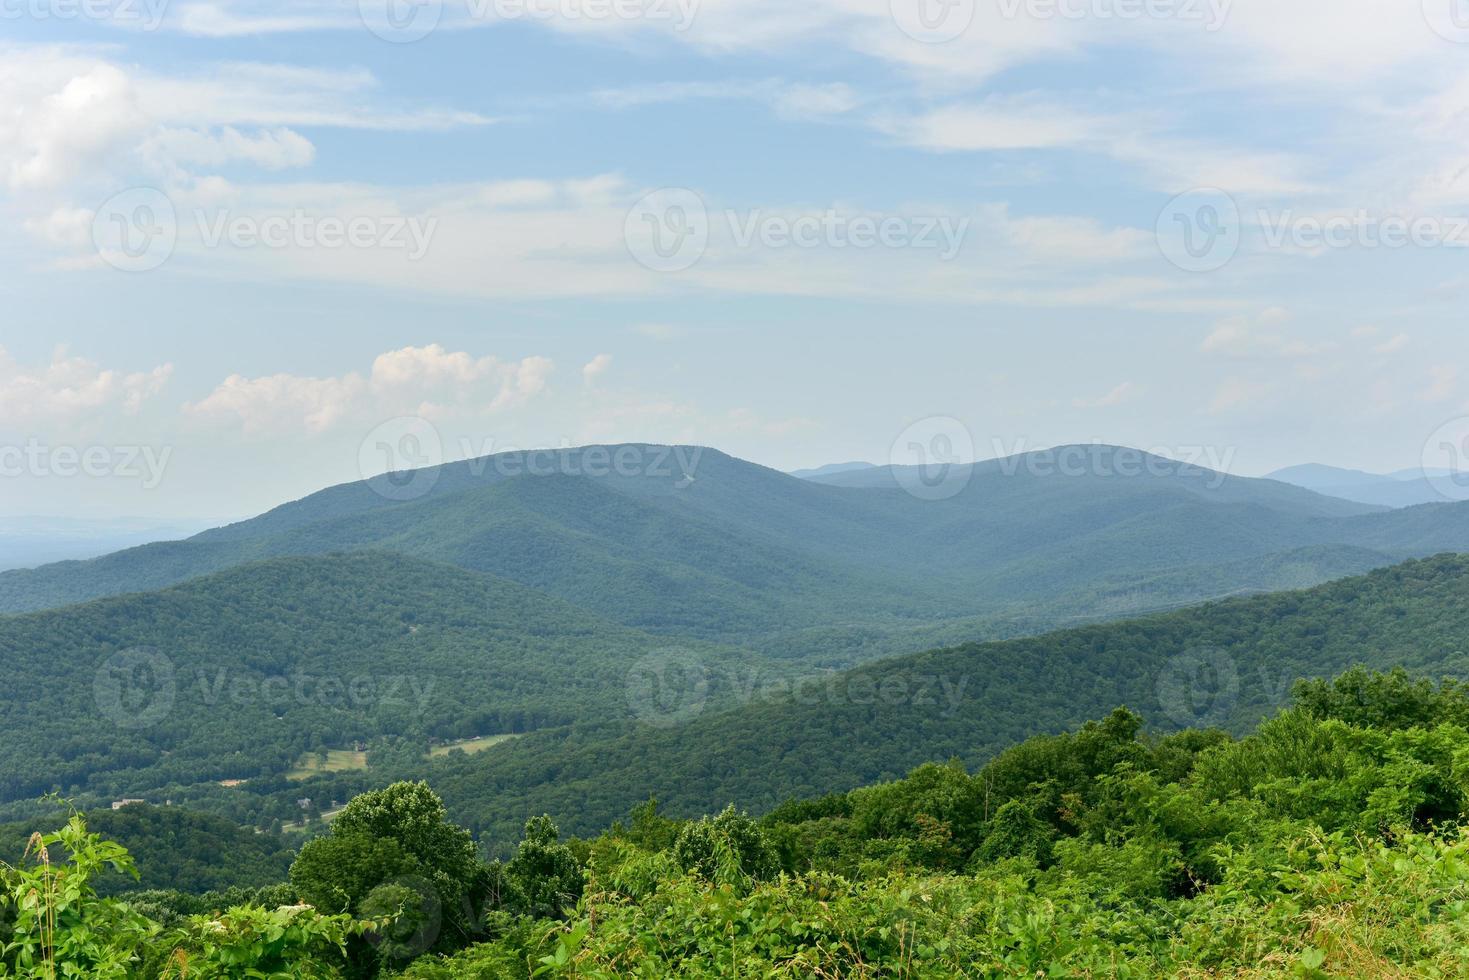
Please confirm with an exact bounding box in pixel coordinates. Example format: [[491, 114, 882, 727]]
[[3, 666, 1468, 977]]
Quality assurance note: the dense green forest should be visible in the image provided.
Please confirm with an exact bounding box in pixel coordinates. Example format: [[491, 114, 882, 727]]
[[250, 555, 1469, 847], [0, 551, 780, 813], [12, 552, 1468, 847], [5, 667, 1469, 977], [0, 804, 295, 896], [9, 445, 1469, 831]]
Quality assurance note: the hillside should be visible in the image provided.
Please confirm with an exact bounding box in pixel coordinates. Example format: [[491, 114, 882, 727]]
[[13, 667, 1469, 977], [5, 446, 1469, 670], [0, 552, 770, 809], [405, 554, 1469, 843]]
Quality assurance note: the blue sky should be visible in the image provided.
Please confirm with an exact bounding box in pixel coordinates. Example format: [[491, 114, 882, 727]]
[[3, 0, 1469, 520]]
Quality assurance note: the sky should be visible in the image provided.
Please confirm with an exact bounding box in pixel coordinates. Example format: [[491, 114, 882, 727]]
[[3, 0, 1469, 521]]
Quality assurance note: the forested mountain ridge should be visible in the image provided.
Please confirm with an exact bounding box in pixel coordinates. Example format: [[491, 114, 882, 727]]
[[4, 445, 1468, 664], [0, 551, 773, 809], [404, 553, 1469, 843]]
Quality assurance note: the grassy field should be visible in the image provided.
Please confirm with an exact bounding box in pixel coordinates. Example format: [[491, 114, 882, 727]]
[[286, 750, 369, 781], [427, 734, 520, 758]]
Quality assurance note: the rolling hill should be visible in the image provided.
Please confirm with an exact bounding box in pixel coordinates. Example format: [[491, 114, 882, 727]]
[[0, 552, 771, 809], [5, 445, 1469, 666], [403, 554, 1469, 844]]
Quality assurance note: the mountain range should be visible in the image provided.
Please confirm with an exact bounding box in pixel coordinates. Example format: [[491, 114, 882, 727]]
[[1266, 462, 1459, 509], [6, 443, 1469, 837]]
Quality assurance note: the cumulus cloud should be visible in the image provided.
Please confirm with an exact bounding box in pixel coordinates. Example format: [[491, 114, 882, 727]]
[[582, 354, 614, 386], [0, 347, 172, 421], [183, 345, 556, 435]]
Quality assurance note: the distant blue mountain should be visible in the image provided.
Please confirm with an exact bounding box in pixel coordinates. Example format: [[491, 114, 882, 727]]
[[1266, 463, 1461, 509], [788, 461, 876, 480]]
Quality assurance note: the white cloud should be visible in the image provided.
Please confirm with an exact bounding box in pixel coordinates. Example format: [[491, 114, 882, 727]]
[[1372, 334, 1411, 355], [1209, 376, 1271, 414], [0, 44, 491, 208], [184, 345, 557, 435], [1073, 382, 1137, 409], [881, 98, 1312, 196], [0, 347, 173, 422], [142, 127, 317, 171], [1201, 310, 1334, 359], [582, 354, 614, 386], [634, 323, 685, 341]]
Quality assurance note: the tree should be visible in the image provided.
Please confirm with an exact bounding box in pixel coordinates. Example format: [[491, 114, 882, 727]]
[[289, 782, 483, 964], [505, 815, 584, 919], [674, 806, 778, 885]]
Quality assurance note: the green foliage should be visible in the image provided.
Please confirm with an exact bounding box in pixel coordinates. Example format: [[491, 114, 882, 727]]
[[502, 816, 584, 920], [672, 806, 777, 886], [291, 782, 483, 962], [8, 668, 1469, 977]]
